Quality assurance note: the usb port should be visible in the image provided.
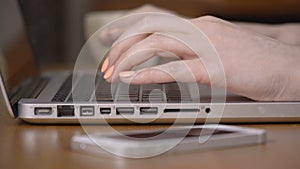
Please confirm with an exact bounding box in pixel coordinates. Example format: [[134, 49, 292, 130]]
[[140, 107, 158, 115], [57, 105, 75, 117], [34, 107, 52, 115], [80, 106, 94, 116], [100, 108, 111, 115], [116, 107, 134, 115]]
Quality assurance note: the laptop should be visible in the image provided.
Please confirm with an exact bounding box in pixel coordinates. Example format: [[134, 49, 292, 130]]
[[1, 0, 300, 124]]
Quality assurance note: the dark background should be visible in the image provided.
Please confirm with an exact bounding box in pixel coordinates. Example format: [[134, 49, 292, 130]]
[[18, 0, 300, 65]]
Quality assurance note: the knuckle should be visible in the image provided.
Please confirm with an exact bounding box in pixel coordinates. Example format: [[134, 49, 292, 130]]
[[200, 15, 218, 21], [141, 4, 154, 10], [194, 16, 228, 33]]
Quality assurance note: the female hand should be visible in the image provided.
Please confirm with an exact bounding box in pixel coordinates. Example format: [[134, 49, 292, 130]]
[[99, 4, 300, 46], [101, 15, 300, 101]]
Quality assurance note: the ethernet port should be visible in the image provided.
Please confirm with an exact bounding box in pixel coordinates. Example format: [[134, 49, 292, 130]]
[[57, 105, 75, 117]]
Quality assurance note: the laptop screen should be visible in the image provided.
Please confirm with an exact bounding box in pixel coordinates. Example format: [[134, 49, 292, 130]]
[[0, 0, 38, 94]]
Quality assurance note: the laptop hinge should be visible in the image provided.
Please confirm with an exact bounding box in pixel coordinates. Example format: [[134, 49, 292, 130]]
[[9, 76, 49, 117]]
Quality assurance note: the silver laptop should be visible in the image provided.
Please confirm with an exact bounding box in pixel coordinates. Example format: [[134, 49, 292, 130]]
[[1, 0, 300, 124]]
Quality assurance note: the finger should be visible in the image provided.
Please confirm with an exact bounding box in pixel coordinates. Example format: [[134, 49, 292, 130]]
[[113, 14, 219, 65], [107, 32, 197, 72], [106, 34, 194, 82], [103, 14, 196, 72], [105, 48, 162, 83], [101, 33, 149, 72], [119, 59, 209, 85]]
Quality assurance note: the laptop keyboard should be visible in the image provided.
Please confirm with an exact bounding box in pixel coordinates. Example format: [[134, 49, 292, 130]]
[[51, 74, 192, 103]]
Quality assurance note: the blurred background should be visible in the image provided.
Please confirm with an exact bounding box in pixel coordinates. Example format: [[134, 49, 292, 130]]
[[3, 0, 300, 66]]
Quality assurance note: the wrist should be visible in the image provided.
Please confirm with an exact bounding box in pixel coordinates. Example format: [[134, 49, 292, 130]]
[[280, 46, 300, 101]]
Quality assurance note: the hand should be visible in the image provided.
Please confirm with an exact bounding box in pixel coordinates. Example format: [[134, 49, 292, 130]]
[[99, 4, 179, 47], [99, 4, 300, 46], [101, 15, 300, 101]]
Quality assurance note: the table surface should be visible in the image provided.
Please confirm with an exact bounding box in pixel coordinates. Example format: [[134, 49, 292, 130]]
[[1, 99, 300, 169]]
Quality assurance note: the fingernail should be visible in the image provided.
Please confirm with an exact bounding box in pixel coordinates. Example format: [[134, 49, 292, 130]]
[[104, 65, 114, 79], [119, 71, 135, 78], [101, 58, 109, 72]]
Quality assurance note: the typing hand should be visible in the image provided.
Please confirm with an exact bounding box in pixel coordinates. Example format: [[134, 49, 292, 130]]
[[101, 15, 300, 101]]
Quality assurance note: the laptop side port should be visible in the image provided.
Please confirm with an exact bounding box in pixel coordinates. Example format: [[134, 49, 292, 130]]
[[163, 108, 200, 113], [140, 107, 158, 115], [34, 107, 52, 115], [100, 108, 111, 115], [57, 105, 75, 117], [205, 107, 211, 113], [80, 106, 94, 116], [116, 107, 134, 115]]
